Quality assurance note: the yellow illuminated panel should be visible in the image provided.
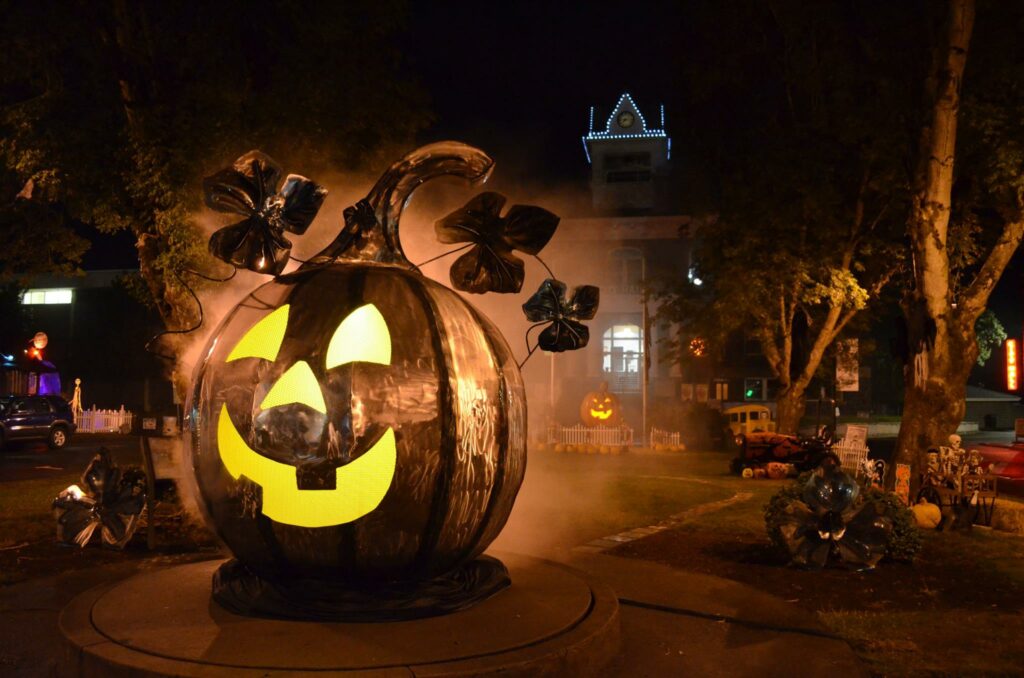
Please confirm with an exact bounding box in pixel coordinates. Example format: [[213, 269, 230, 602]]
[[217, 404, 396, 527], [326, 304, 391, 369], [259, 360, 327, 413], [1008, 339, 1018, 391], [227, 305, 290, 362]]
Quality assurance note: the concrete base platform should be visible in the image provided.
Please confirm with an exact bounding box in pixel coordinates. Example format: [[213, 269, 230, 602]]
[[59, 554, 619, 677]]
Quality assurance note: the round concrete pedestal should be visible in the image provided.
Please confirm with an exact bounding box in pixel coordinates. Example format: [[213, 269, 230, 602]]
[[60, 553, 619, 677]]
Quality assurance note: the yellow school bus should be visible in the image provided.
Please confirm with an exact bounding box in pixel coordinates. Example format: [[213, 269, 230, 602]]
[[723, 404, 776, 437]]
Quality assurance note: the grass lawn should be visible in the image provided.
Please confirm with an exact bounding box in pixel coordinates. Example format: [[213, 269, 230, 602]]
[[0, 471, 81, 548], [494, 448, 736, 557], [0, 469, 217, 586], [4, 444, 1022, 676], [612, 451, 1024, 677]]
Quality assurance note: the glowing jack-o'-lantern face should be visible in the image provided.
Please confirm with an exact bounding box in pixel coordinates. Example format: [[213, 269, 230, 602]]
[[216, 303, 395, 528], [579, 385, 621, 426], [589, 396, 614, 421], [187, 265, 527, 582]]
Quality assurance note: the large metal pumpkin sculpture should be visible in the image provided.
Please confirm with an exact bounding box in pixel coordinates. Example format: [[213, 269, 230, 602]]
[[186, 144, 533, 611]]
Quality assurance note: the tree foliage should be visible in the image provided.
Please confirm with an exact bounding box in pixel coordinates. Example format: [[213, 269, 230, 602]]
[[0, 0, 429, 359], [657, 0, 916, 431], [974, 310, 1006, 367]]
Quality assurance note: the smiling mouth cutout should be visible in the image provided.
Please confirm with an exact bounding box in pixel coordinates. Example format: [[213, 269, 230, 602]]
[[217, 405, 396, 528], [589, 409, 613, 420], [216, 303, 396, 528]]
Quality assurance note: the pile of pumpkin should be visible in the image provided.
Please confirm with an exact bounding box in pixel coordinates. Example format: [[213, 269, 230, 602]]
[[534, 442, 626, 455], [740, 462, 797, 480]]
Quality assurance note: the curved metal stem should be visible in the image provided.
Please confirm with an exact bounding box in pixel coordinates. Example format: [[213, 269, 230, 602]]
[[303, 142, 494, 269]]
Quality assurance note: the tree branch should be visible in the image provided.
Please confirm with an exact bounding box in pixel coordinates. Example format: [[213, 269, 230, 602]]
[[958, 219, 1024, 322]]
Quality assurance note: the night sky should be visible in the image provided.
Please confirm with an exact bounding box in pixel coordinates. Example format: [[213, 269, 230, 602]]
[[407, 1, 687, 180], [84, 1, 690, 267], [78, 0, 1023, 365]]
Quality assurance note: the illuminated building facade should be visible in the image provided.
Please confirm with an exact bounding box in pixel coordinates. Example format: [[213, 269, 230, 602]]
[[520, 93, 698, 431]]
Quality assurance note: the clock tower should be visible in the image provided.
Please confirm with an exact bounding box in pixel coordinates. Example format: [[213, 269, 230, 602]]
[[582, 93, 671, 213]]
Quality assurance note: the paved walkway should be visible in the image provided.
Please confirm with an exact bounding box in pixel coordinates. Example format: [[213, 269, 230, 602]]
[[567, 551, 866, 677], [0, 547, 865, 678]]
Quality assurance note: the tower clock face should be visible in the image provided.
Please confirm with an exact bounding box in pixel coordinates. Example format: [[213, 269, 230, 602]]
[[617, 112, 635, 129]]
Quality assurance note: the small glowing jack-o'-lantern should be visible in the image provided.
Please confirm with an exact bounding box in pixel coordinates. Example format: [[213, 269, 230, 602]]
[[580, 382, 621, 426], [187, 143, 527, 587]]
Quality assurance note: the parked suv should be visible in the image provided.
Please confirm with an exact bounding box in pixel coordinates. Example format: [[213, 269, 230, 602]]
[[0, 395, 77, 450]]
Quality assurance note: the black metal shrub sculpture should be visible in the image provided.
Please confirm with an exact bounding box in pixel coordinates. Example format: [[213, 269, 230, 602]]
[[53, 448, 146, 549], [763, 457, 918, 569]]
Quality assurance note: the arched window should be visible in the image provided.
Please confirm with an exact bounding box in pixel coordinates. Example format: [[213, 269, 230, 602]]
[[603, 324, 643, 392]]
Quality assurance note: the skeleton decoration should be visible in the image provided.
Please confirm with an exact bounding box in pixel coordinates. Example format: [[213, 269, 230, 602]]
[[52, 448, 146, 549], [925, 434, 989, 494], [777, 458, 893, 569], [858, 458, 887, 489], [191, 142, 598, 620]]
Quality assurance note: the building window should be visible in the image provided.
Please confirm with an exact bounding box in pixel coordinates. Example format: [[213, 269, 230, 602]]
[[714, 382, 729, 401], [609, 248, 644, 294], [604, 152, 652, 183], [606, 170, 652, 183], [604, 153, 651, 170], [21, 288, 74, 305], [743, 378, 765, 401], [603, 324, 643, 392]]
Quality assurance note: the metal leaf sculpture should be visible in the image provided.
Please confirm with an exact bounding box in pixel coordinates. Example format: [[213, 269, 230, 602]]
[[522, 279, 600, 352], [204, 150, 327, 275], [435, 192, 559, 294], [52, 448, 146, 549], [777, 461, 892, 569]]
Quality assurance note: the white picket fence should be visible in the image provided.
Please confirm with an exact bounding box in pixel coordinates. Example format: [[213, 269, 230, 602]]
[[76, 405, 134, 434], [650, 428, 682, 447], [834, 440, 870, 473], [548, 423, 634, 447]]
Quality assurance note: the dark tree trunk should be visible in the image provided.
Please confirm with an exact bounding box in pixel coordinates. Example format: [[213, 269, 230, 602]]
[[894, 321, 977, 493], [775, 385, 807, 435], [894, 0, 975, 485]]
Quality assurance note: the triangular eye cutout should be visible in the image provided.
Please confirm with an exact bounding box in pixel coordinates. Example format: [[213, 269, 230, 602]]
[[326, 304, 391, 369], [227, 305, 289, 362]]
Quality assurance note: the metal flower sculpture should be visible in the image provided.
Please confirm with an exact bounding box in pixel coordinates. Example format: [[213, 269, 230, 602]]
[[203, 150, 327, 275], [777, 462, 893, 569], [522, 279, 600, 352], [435, 191, 559, 294], [52, 448, 146, 549]]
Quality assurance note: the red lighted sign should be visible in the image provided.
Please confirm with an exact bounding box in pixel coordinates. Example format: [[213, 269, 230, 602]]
[[1007, 339, 1018, 391]]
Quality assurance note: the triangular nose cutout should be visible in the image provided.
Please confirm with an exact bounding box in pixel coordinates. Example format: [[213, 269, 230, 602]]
[[259, 360, 327, 414]]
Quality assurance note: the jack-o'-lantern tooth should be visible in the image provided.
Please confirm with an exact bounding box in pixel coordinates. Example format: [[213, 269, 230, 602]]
[[227, 305, 290, 362], [259, 360, 327, 413], [326, 304, 391, 369]]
